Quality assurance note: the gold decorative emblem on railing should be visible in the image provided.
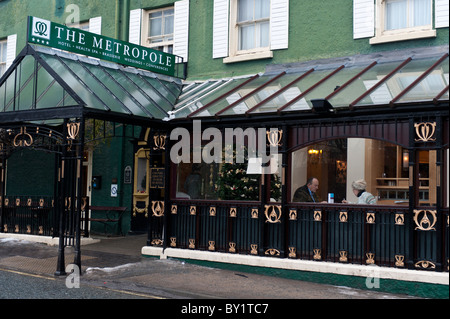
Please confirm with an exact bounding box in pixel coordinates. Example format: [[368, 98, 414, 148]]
[[13, 127, 33, 147], [288, 247, 296, 258], [313, 249, 322, 260], [190, 206, 197, 216], [414, 122, 436, 142], [250, 244, 258, 255], [313, 210, 322, 221], [415, 260, 436, 269], [289, 209, 297, 220], [229, 207, 237, 217], [264, 205, 282, 223], [67, 122, 80, 140], [339, 211, 348, 222], [395, 255, 405, 267], [265, 248, 280, 256], [266, 129, 283, 147], [339, 251, 348, 262], [395, 213, 405, 225], [251, 208, 259, 219], [151, 201, 164, 217], [209, 206, 216, 217], [27, 198, 32, 206], [413, 209, 437, 231], [170, 237, 176, 247], [171, 205, 177, 215], [189, 239, 195, 249], [208, 241, 215, 251], [366, 253, 375, 264], [229, 242, 236, 253], [366, 212, 375, 224], [16, 198, 20, 206], [151, 239, 163, 246], [153, 134, 166, 150]]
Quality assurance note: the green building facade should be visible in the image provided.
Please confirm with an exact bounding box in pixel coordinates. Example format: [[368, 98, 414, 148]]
[[1, 0, 449, 273]]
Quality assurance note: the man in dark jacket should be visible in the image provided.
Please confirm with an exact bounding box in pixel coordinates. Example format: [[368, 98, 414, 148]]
[[292, 177, 322, 202]]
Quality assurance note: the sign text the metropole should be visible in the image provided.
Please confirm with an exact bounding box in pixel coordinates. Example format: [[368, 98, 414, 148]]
[[28, 16, 178, 77]]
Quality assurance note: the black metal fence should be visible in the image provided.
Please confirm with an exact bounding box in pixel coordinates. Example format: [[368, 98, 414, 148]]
[[0, 196, 55, 236], [0, 195, 90, 242], [166, 200, 449, 272]]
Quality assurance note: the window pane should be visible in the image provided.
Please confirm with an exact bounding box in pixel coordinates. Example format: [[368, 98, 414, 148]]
[[386, 0, 407, 30], [239, 0, 254, 22], [259, 21, 270, 47], [165, 14, 174, 35], [240, 24, 255, 50], [255, 0, 270, 19], [412, 0, 431, 27], [150, 17, 162, 37], [150, 11, 162, 18], [0, 42, 6, 63], [290, 139, 418, 206]]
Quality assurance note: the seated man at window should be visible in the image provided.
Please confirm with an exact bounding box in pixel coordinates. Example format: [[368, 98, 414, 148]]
[[293, 177, 323, 203]]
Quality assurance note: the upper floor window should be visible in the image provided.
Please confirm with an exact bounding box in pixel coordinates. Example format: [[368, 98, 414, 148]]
[[237, 0, 270, 51], [130, 1, 189, 62], [0, 39, 6, 78], [143, 7, 175, 54], [353, 0, 448, 43], [213, 0, 289, 63], [385, 0, 431, 31], [371, 0, 436, 44]]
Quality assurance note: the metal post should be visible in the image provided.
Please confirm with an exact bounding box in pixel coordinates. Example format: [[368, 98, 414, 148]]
[[55, 120, 68, 276], [74, 117, 85, 272], [0, 153, 6, 232], [406, 117, 416, 270], [435, 115, 443, 271], [163, 131, 171, 252]]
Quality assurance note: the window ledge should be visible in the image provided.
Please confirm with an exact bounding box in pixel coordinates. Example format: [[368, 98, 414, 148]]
[[223, 50, 273, 64], [370, 29, 436, 45]]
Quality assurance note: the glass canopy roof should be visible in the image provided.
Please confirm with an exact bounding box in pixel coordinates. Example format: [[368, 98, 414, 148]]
[[1, 45, 448, 124], [172, 52, 448, 120], [0, 45, 182, 122]]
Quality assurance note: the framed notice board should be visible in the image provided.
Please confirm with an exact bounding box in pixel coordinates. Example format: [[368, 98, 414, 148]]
[[150, 168, 165, 189]]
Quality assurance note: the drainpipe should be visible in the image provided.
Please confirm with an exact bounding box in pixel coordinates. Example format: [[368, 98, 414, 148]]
[[122, 0, 130, 42], [115, 0, 122, 40]]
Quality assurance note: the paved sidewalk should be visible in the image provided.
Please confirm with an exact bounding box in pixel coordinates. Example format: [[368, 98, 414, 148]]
[[0, 235, 423, 299]]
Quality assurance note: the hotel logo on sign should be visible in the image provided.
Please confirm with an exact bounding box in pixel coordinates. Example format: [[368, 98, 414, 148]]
[[30, 17, 51, 42]]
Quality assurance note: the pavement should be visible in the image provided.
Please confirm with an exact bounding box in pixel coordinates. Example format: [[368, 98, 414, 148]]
[[0, 234, 425, 300]]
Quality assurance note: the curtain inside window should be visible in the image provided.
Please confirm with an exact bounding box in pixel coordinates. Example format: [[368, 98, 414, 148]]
[[386, 0, 431, 30]]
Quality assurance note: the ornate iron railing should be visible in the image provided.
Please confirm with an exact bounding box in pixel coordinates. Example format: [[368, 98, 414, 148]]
[[0, 196, 55, 236], [0, 195, 90, 241], [166, 200, 449, 272]]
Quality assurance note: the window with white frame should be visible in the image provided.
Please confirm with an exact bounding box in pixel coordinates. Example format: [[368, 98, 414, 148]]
[[129, 1, 189, 62], [213, 0, 289, 63], [372, 0, 436, 43], [353, 0, 449, 44], [142, 7, 175, 54], [384, 0, 432, 31], [237, 0, 270, 51], [0, 39, 6, 77]]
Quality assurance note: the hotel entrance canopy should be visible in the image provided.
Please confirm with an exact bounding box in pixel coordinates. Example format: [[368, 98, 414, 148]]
[[0, 45, 182, 126]]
